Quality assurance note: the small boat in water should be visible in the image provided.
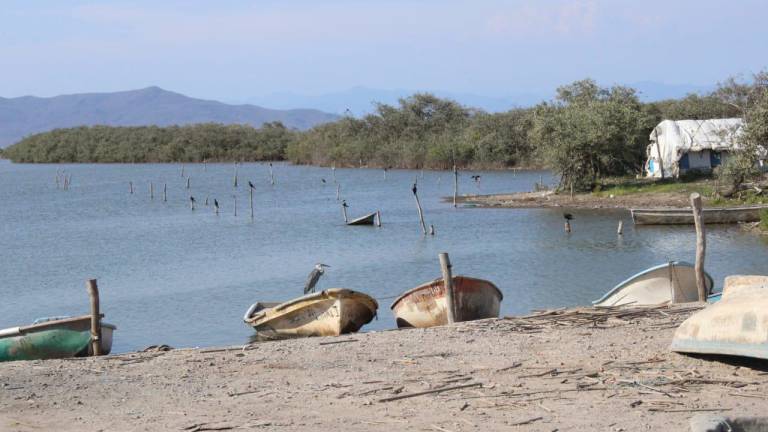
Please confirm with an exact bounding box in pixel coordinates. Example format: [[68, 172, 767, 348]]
[[593, 262, 713, 307], [671, 275, 768, 360], [631, 205, 768, 225], [341, 200, 379, 226], [0, 315, 116, 362], [391, 276, 503, 328], [243, 289, 378, 339]]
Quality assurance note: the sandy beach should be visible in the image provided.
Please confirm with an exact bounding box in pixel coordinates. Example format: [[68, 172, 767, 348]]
[[2, 304, 766, 432]]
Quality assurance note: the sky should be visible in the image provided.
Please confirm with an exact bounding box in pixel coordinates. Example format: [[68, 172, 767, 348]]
[[1, 0, 767, 100]]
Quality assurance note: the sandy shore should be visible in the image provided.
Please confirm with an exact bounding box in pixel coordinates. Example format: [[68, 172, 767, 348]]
[[457, 190, 693, 210], [1, 305, 767, 432]]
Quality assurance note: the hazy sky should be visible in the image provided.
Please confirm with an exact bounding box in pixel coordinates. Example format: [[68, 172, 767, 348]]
[[2, 0, 767, 99]]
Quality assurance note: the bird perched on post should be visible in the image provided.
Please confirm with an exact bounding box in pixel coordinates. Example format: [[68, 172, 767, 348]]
[[411, 182, 418, 196], [563, 213, 573, 233], [213, 199, 219, 214], [248, 181, 255, 189], [189, 196, 196, 210], [304, 263, 330, 294]]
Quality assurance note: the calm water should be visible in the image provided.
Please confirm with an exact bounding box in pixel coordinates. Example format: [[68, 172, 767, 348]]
[[1, 160, 766, 353]]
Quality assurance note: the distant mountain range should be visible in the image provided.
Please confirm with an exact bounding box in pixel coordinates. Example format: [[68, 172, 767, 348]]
[[0, 87, 339, 147], [245, 82, 715, 116]]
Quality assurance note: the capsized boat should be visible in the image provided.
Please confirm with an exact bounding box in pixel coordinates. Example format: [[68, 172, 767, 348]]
[[391, 276, 503, 328], [347, 212, 377, 226], [593, 261, 713, 307], [631, 205, 768, 225], [671, 275, 768, 360], [243, 288, 378, 339], [0, 315, 116, 362]]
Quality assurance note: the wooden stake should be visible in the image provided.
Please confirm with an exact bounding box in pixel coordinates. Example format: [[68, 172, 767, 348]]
[[336, 184, 341, 201], [376, 210, 381, 227], [163, 183, 167, 202], [249, 186, 254, 221], [186, 177, 190, 189], [565, 221, 571, 233], [55, 173, 60, 189], [341, 201, 349, 223], [233, 163, 238, 188], [617, 220, 623, 235], [205, 196, 209, 206], [233, 195, 238, 217], [181, 164, 185, 177], [149, 182, 154, 200], [690, 193, 707, 301], [332, 165, 336, 183], [383, 168, 387, 180], [430, 224, 435, 235], [412, 182, 428, 235], [269, 163, 275, 186], [453, 165, 458, 208], [203, 159, 207, 171], [129, 181, 134, 194], [439, 253, 456, 324], [86, 279, 102, 356]]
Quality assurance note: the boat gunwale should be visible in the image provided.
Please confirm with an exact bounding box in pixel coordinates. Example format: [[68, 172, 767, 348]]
[[389, 275, 503, 310], [0, 315, 116, 341], [591, 261, 714, 305], [244, 288, 378, 324], [347, 212, 377, 225], [631, 204, 768, 214]]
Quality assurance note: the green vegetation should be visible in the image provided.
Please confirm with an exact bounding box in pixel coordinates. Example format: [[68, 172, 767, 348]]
[[3, 123, 295, 163], [6, 74, 762, 195], [592, 178, 714, 198], [761, 209, 768, 231]]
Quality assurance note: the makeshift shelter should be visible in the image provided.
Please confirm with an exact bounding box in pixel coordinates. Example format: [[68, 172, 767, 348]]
[[644, 118, 744, 178]]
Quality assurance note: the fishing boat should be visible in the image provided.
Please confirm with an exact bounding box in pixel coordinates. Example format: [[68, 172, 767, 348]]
[[671, 275, 768, 360], [0, 315, 116, 362], [593, 262, 713, 307], [341, 200, 379, 226], [391, 276, 503, 328], [631, 205, 768, 225], [243, 288, 378, 338]]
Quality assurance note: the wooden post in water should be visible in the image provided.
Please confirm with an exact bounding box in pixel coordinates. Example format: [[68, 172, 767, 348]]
[[233, 195, 238, 217], [412, 182, 428, 235], [233, 163, 239, 188], [332, 165, 336, 183], [452, 165, 458, 208], [186, 177, 190, 190], [336, 184, 341, 201], [376, 210, 381, 227], [190, 196, 196, 211], [438, 253, 456, 324], [269, 163, 275, 186], [341, 200, 349, 223], [181, 164, 185, 177], [383, 168, 387, 180], [55, 172, 60, 189], [129, 181, 134, 194], [163, 183, 167, 202], [150, 182, 154, 200], [249, 185, 254, 221], [429, 224, 435, 235], [617, 220, 623, 235], [205, 196, 209, 206], [690, 193, 707, 301], [203, 159, 207, 172], [214, 199, 219, 215], [86, 279, 102, 356]]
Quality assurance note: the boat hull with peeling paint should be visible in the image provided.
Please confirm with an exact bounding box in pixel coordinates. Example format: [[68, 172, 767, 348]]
[[631, 205, 768, 225], [671, 275, 768, 360], [593, 262, 713, 307], [243, 289, 378, 339], [391, 276, 503, 328]]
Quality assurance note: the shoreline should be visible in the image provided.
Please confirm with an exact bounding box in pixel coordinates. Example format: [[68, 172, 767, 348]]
[[454, 190, 693, 210], [2, 304, 766, 431]]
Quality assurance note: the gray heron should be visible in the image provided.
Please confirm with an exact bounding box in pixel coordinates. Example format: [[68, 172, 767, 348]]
[[304, 263, 330, 294]]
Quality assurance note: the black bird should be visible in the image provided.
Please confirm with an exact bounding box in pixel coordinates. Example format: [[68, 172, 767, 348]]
[[342, 200, 349, 208], [214, 199, 219, 208], [563, 213, 574, 221], [412, 182, 418, 195], [190, 196, 196, 203], [248, 181, 255, 189], [321, 178, 327, 183], [471, 175, 481, 182]]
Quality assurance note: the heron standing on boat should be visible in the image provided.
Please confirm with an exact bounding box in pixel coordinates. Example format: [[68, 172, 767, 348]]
[[304, 263, 330, 294]]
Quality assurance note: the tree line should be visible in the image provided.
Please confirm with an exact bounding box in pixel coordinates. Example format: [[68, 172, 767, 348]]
[[5, 75, 766, 192]]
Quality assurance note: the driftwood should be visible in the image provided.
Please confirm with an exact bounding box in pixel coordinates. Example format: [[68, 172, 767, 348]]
[[378, 382, 483, 402]]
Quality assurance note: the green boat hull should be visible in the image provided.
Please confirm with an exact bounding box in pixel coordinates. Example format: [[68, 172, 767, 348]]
[[0, 328, 92, 362]]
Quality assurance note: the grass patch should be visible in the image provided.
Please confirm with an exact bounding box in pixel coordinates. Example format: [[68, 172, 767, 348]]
[[592, 178, 714, 198], [761, 209, 768, 231]]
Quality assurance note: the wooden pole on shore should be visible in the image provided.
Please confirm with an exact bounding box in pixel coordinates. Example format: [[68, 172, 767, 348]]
[[163, 183, 167, 202], [86, 279, 102, 356], [690, 193, 707, 301], [438, 253, 456, 324], [453, 165, 458, 208], [412, 182, 428, 236]]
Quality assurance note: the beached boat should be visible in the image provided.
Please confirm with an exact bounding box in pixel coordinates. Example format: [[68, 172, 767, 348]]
[[347, 212, 377, 226], [671, 275, 768, 360], [391, 276, 503, 328], [243, 288, 378, 338], [0, 315, 116, 362], [631, 205, 768, 225], [593, 262, 713, 307]]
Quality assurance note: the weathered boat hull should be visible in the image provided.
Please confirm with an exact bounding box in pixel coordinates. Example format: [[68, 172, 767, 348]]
[[244, 289, 378, 338], [631, 205, 768, 225], [593, 262, 713, 307], [0, 315, 115, 362], [671, 275, 768, 360], [347, 212, 377, 226], [391, 276, 503, 328]]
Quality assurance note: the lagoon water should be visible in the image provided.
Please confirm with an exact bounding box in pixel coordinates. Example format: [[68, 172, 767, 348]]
[[1, 160, 766, 353]]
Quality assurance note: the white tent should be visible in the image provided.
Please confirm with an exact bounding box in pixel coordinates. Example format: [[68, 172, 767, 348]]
[[645, 118, 744, 178]]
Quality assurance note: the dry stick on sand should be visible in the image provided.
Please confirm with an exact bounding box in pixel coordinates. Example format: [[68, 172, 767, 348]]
[[378, 382, 482, 403]]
